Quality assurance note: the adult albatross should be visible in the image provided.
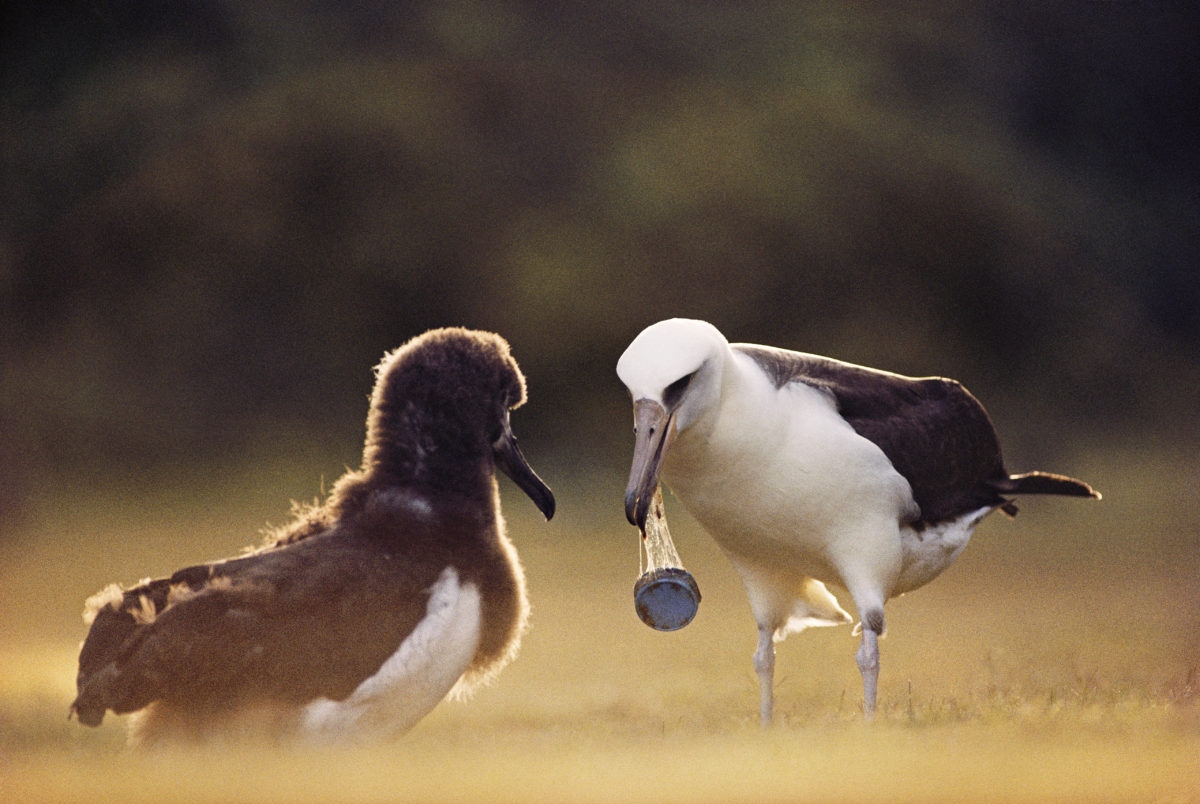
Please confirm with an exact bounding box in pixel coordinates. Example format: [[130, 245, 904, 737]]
[[617, 318, 1098, 724], [71, 327, 555, 744]]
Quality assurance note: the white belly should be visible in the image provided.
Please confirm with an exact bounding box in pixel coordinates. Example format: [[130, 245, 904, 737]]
[[302, 566, 481, 740], [666, 379, 917, 585], [894, 506, 994, 595]]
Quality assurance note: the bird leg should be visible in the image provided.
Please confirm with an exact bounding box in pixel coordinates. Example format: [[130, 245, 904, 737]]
[[753, 624, 775, 727], [856, 625, 880, 718]]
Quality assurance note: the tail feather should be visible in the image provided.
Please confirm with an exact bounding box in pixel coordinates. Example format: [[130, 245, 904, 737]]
[[992, 471, 1101, 499]]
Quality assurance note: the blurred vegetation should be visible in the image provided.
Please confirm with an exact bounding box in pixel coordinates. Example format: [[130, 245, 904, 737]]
[[2, 1, 1198, 532]]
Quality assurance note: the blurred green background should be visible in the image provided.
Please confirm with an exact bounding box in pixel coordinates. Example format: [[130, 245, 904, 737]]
[[2, 0, 1197, 535]]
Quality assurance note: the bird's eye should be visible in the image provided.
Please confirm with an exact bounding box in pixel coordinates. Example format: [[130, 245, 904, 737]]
[[664, 371, 696, 409]]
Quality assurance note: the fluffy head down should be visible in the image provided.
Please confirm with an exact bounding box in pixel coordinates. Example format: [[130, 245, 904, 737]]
[[361, 327, 527, 476], [375, 328, 527, 411]]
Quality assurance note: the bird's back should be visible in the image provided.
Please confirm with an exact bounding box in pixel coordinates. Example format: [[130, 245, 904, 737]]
[[734, 345, 1017, 526]]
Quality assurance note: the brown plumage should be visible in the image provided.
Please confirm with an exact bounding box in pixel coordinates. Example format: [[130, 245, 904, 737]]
[[70, 327, 554, 744]]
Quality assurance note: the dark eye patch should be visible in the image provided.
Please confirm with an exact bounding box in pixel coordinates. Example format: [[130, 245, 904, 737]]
[[664, 370, 697, 409]]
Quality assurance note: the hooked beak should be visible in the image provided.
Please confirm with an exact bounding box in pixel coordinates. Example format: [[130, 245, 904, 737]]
[[493, 416, 556, 521], [623, 399, 675, 530]]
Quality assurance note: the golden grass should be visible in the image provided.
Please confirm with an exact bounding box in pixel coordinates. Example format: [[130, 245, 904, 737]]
[[2, 447, 1197, 802]]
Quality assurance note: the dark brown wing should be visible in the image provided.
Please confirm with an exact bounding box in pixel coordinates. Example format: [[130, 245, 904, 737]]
[[734, 344, 1011, 526], [71, 530, 436, 726]]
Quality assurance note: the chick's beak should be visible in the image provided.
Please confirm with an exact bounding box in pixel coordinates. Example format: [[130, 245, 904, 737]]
[[494, 416, 555, 521]]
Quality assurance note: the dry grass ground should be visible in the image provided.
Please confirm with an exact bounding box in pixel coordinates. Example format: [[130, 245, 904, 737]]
[[2, 445, 1196, 802]]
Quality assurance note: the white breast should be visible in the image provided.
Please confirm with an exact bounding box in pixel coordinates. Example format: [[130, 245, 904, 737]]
[[662, 354, 933, 635], [667, 367, 916, 579], [302, 566, 481, 740]]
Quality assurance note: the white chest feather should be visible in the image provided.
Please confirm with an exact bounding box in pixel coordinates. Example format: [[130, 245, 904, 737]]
[[302, 566, 481, 739], [666, 372, 916, 578]]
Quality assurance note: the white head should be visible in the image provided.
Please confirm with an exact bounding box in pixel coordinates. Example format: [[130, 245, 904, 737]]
[[616, 319, 730, 528]]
